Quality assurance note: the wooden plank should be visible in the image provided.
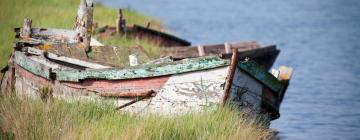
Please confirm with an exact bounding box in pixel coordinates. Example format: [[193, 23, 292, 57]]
[[46, 52, 112, 69], [55, 56, 230, 82], [14, 51, 52, 79], [236, 58, 284, 95], [224, 42, 231, 53], [197, 45, 205, 56], [220, 45, 280, 70], [62, 75, 170, 94], [26, 47, 111, 69], [132, 24, 191, 46], [159, 41, 260, 59]]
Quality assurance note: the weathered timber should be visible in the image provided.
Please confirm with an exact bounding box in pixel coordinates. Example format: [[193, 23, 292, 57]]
[[0, 55, 15, 93], [159, 41, 260, 59], [100, 90, 156, 97], [14, 51, 52, 79], [131, 24, 191, 46], [63, 76, 170, 94], [220, 45, 280, 70], [20, 18, 32, 38], [225, 57, 292, 120], [31, 43, 118, 67], [236, 58, 284, 94], [145, 21, 151, 28], [197, 45, 205, 56], [222, 48, 238, 106], [96, 24, 191, 47], [116, 9, 126, 33], [73, 0, 94, 52], [55, 56, 229, 82], [224, 42, 232, 53], [26, 47, 112, 69]]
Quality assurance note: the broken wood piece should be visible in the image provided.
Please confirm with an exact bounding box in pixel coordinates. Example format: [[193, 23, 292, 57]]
[[116, 8, 126, 33], [25, 47, 112, 69], [73, 0, 94, 52], [20, 18, 32, 38], [115, 90, 156, 110]]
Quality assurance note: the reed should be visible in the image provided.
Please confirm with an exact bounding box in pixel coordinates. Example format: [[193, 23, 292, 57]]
[[0, 94, 271, 140]]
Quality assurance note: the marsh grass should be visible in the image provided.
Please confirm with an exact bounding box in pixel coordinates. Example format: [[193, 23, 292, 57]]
[[0, 94, 271, 140]]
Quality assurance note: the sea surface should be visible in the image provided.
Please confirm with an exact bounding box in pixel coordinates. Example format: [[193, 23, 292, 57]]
[[99, 0, 360, 139]]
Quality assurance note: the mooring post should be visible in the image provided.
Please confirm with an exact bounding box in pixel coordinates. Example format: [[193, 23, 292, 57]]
[[145, 21, 151, 28], [20, 18, 32, 38], [197, 45, 205, 56], [222, 48, 238, 107], [116, 8, 126, 34], [224, 42, 232, 54], [73, 0, 94, 52]]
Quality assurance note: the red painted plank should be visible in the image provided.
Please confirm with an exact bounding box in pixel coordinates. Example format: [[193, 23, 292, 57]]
[[62, 76, 170, 94]]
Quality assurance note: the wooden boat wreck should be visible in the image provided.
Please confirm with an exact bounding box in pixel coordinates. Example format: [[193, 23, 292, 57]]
[[1, 0, 292, 123]]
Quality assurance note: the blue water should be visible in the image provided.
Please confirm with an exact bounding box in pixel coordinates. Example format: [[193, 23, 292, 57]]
[[99, 0, 360, 139]]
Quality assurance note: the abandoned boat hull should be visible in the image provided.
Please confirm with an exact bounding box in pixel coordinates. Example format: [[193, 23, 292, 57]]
[[3, 48, 291, 121], [13, 62, 229, 115], [1, 20, 290, 122]]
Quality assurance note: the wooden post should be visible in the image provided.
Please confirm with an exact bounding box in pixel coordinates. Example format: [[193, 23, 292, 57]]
[[224, 42, 232, 54], [73, 0, 94, 52], [197, 45, 205, 56], [116, 8, 126, 33], [20, 18, 32, 38], [145, 21, 151, 28], [222, 48, 238, 106]]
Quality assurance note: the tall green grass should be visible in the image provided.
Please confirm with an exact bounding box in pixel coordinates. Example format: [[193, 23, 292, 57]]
[[0, 0, 163, 68], [0, 94, 271, 140]]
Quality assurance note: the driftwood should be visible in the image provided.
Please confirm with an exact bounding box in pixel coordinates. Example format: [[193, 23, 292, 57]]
[[73, 0, 94, 52]]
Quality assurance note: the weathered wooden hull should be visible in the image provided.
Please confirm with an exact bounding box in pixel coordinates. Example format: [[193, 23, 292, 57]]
[[11, 57, 229, 115], [95, 24, 191, 47]]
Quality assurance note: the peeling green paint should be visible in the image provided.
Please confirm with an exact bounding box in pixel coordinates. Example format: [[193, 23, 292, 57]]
[[55, 56, 230, 82], [14, 51, 51, 79], [237, 58, 284, 95]]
